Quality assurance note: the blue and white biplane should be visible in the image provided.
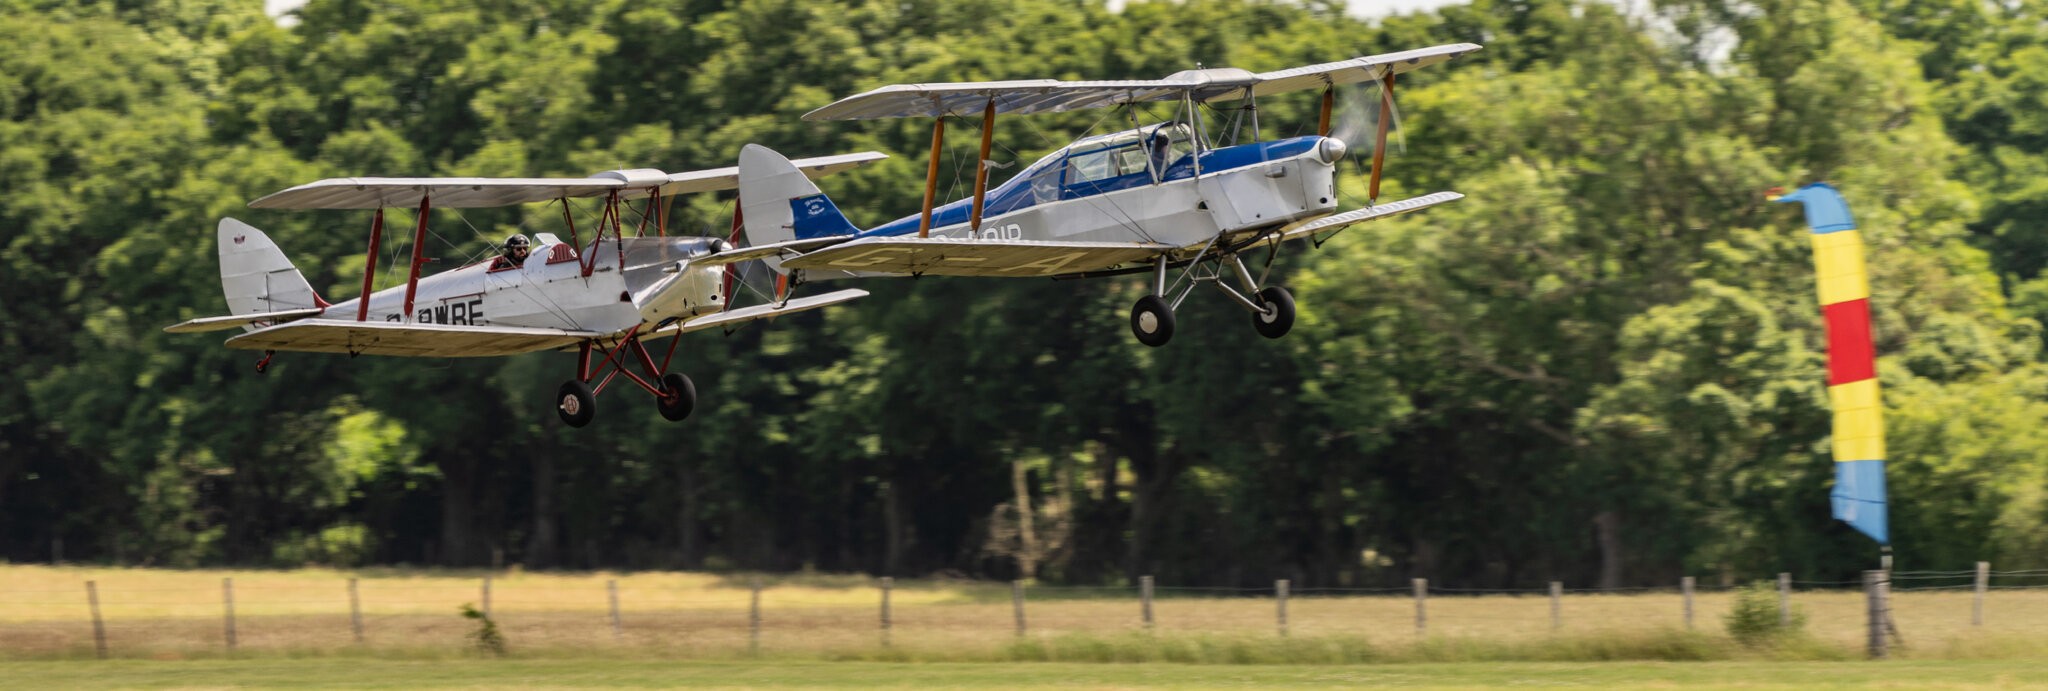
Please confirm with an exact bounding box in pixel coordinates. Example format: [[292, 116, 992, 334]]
[[699, 43, 1481, 346]]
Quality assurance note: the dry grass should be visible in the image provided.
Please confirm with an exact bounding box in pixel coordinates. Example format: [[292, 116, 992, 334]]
[[1, 565, 2043, 662]]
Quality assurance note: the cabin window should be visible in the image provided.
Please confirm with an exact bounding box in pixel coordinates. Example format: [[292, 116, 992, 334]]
[[1067, 150, 1116, 184], [1030, 166, 1061, 203], [1117, 148, 1150, 178]]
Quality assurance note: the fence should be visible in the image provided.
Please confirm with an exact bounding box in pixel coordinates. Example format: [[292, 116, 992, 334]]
[[2, 565, 2045, 660]]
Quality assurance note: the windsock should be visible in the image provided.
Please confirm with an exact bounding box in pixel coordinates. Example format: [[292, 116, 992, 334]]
[[1769, 182, 1888, 545]]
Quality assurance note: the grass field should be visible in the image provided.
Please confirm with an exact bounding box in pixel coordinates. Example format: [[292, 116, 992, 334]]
[[2, 565, 2043, 663], [5, 659, 2048, 689]]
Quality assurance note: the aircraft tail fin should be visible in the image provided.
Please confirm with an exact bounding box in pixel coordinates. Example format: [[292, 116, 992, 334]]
[[738, 144, 862, 275], [219, 218, 325, 323]]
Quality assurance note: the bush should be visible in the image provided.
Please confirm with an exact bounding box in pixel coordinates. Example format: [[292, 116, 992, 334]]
[[1723, 580, 1805, 647], [459, 603, 506, 656]]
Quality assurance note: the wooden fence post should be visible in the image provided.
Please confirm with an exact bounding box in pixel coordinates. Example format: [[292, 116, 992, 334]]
[[86, 580, 106, 659], [1012, 580, 1026, 638], [1413, 578, 1427, 636], [481, 576, 492, 618], [1549, 582, 1562, 631], [221, 577, 237, 654], [1973, 561, 1988, 627], [1865, 570, 1888, 659], [879, 576, 893, 648], [1276, 579, 1290, 637], [1140, 575, 1154, 630], [1681, 576, 1696, 630], [348, 578, 364, 644], [607, 579, 622, 640], [749, 577, 762, 655], [1777, 572, 1791, 628]]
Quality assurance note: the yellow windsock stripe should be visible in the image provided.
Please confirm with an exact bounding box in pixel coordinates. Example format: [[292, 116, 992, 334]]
[[1828, 379, 1885, 462], [1811, 231, 1870, 306]]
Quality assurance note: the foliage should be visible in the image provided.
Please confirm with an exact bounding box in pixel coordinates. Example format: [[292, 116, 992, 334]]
[[1723, 581, 1807, 647], [459, 603, 506, 657], [2, 0, 2047, 590]]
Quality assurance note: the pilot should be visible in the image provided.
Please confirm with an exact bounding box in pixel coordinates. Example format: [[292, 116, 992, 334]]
[[500, 233, 532, 267]]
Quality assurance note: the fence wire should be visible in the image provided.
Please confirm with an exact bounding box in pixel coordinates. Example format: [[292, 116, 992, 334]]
[[5, 569, 2046, 658]]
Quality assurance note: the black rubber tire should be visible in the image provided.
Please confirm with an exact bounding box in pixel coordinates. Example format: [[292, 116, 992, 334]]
[[1252, 286, 1296, 339], [557, 379, 596, 428], [1130, 294, 1176, 347], [656, 372, 696, 422]]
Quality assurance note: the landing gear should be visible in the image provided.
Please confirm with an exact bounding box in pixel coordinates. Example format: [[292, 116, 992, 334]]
[[559, 325, 697, 428], [1130, 295, 1176, 347], [656, 372, 696, 421], [1252, 286, 1295, 339], [1124, 243, 1300, 346], [254, 350, 276, 375], [557, 379, 596, 428]]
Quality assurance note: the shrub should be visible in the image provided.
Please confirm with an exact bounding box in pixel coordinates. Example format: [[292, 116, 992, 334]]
[[459, 603, 506, 656], [1723, 580, 1805, 647]]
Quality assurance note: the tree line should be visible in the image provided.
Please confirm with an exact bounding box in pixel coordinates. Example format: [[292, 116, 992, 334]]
[[3, 0, 2045, 588]]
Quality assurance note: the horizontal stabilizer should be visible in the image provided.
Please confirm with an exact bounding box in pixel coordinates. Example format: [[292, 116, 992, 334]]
[[251, 152, 887, 210], [690, 236, 855, 267], [782, 238, 1171, 277], [224, 320, 607, 358], [650, 289, 870, 338], [165, 308, 325, 334], [1269, 191, 1465, 244]]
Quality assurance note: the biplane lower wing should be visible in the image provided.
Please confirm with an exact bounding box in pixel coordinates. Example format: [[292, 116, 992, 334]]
[[648, 288, 870, 338], [224, 320, 608, 357], [781, 238, 1171, 277], [1268, 191, 1465, 244], [164, 308, 326, 334]]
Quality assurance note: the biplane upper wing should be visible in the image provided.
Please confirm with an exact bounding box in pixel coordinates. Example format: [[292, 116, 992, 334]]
[[164, 308, 326, 334], [1267, 191, 1465, 245], [803, 43, 1481, 121], [250, 153, 887, 210], [224, 320, 607, 357], [647, 288, 871, 339], [1248, 44, 1483, 97], [780, 238, 1171, 277]]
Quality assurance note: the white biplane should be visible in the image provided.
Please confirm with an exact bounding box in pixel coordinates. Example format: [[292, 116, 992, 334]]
[[700, 43, 1480, 346], [165, 154, 884, 427]]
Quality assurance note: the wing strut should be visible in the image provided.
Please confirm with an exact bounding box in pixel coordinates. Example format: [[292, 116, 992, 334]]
[[722, 199, 744, 312], [969, 98, 997, 233], [357, 208, 384, 322], [919, 115, 946, 238], [400, 194, 432, 323], [1317, 86, 1334, 137], [1368, 74, 1395, 203]]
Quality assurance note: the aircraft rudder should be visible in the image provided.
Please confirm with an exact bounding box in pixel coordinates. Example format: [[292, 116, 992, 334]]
[[738, 144, 861, 274], [218, 217, 324, 318]]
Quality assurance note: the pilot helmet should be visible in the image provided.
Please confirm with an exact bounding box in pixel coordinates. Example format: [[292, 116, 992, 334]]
[[504, 234, 532, 252]]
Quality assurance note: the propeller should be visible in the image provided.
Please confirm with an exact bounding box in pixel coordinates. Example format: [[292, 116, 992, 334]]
[[1323, 75, 1404, 205]]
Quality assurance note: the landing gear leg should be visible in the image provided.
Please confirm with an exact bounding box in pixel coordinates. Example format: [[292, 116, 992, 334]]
[[254, 350, 276, 375]]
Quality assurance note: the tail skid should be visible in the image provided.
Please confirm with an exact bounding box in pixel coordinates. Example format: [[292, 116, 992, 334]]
[[737, 144, 863, 275], [218, 218, 324, 326]]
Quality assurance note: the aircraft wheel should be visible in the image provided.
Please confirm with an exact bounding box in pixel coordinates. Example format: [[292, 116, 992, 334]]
[[1252, 286, 1295, 339], [557, 380, 596, 428], [1130, 295, 1175, 347], [656, 372, 696, 422]]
